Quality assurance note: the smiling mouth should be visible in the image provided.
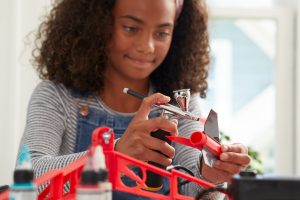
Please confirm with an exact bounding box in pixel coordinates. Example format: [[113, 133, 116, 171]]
[[126, 55, 154, 65]]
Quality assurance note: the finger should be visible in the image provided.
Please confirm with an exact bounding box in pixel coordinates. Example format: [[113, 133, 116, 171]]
[[220, 152, 251, 166], [221, 143, 248, 154], [143, 148, 172, 166], [213, 160, 244, 175], [143, 135, 175, 159], [207, 166, 233, 183], [170, 119, 178, 126], [134, 93, 170, 121], [142, 117, 179, 136]]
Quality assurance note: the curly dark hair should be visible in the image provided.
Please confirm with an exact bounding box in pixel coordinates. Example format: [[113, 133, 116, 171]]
[[33, 0, 209, 98]]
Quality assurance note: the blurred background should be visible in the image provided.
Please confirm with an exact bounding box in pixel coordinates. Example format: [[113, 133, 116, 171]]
[[0, 0, 300, 185]]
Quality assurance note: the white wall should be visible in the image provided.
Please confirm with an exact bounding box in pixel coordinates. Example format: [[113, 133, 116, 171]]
[[0, 0, 19, 186], [0, 0, 51, 186], [275, 0, 300, 177]]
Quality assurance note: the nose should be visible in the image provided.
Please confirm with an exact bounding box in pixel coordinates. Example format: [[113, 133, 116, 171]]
[[135, 32, 155, 54]]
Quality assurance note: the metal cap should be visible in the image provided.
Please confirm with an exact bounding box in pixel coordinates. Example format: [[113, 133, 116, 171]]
[[173, 89, 190, 112]]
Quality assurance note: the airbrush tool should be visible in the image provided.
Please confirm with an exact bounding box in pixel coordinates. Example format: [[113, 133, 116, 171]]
[[123, 88, 199, 121], [123, 88, 221, 169]]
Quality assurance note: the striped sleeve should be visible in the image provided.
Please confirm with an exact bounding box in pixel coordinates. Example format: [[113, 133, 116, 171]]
[[18, 81, 86, 179]]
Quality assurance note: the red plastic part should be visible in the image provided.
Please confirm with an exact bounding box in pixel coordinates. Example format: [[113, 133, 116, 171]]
[[0, 126, 230, 200], [191, 131, 222, 157], [167, 131, 222, 157], [0, 191, 8, 200]]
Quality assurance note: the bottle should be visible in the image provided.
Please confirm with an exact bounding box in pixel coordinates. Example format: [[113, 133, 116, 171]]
[[93, 145, 112, 200], [76, 145, 111, 200], [10, 145, 38, 200]]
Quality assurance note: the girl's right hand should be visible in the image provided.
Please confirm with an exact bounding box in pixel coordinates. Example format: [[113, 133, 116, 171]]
[[115, 93, 178, 166]]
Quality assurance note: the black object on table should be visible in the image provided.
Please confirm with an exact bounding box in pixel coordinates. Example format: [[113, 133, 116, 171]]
[[231, 171, 300, 200], [0, 185, 9, 193]]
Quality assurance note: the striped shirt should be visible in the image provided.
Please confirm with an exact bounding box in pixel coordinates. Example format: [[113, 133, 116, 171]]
[[18, 80, 221, 199]]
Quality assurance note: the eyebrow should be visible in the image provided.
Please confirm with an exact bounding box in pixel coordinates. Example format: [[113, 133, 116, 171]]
[[119, 15, 173, 28]]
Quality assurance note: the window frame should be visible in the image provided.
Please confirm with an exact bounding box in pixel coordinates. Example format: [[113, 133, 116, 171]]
[[296, 6, 300, 176]]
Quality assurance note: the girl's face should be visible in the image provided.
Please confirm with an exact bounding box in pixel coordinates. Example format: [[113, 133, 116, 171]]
[[107, 0, 176, 81]]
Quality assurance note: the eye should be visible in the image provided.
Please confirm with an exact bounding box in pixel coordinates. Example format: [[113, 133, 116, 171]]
[[155, 31, 171, 40], [122, 25, 138, 33]]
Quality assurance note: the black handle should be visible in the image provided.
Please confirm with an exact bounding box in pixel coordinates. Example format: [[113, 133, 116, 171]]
[[144, 129, 171, 191]]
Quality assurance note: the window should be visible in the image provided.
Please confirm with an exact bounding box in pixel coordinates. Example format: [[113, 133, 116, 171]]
[[203, 7, 295, 175]]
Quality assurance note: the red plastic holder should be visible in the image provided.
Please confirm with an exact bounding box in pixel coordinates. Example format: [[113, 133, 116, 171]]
[[0, 126, 230, 200]]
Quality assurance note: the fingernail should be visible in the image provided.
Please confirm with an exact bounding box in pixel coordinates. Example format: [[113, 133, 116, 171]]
[[163, 96, 171, 102], [222, 145, 228, 152], [171, 119, 178, 125], [157, 96, 170, 104], [220, 154, 228, 160]]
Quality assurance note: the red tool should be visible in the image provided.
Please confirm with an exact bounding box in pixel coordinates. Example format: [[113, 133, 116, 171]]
[[167, 131, 222, 157], [166, 109, 222, 157]]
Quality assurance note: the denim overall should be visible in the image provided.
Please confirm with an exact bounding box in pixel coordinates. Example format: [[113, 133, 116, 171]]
[[73, 92, 169, 200]]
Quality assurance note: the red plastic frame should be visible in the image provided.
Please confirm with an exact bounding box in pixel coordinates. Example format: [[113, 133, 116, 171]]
[[0, 126, 230, 200]]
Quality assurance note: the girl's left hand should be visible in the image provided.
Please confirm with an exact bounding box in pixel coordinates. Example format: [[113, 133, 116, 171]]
[[201, 143, 251, 184]]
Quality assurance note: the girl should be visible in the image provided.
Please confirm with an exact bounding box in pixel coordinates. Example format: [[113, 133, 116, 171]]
[[19, 0, 250, 199]]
